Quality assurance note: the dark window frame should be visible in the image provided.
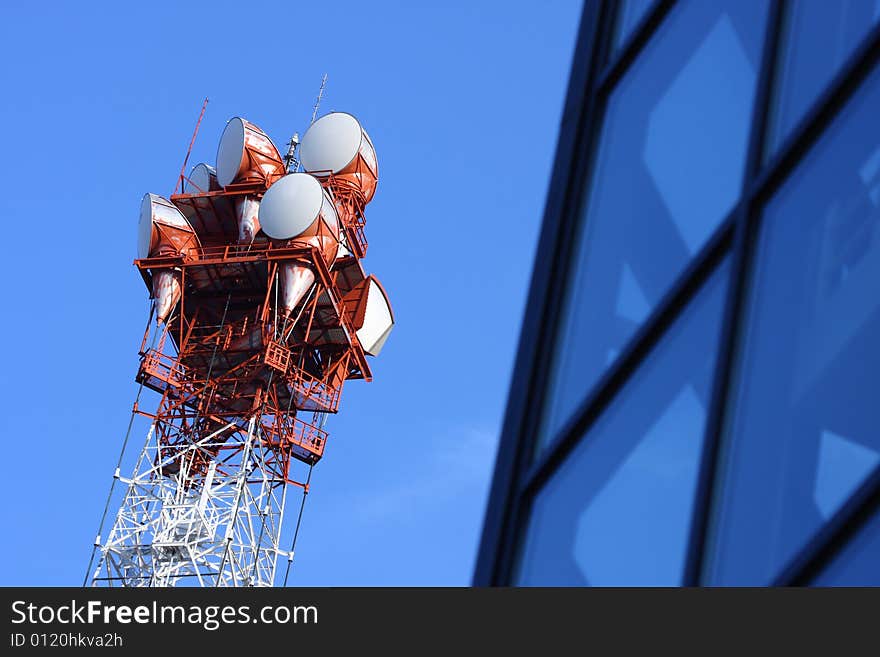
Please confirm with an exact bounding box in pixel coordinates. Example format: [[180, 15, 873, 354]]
[[473, 0, 880, 586]]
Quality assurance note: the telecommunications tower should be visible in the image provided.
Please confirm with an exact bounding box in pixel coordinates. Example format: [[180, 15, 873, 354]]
[[86, 100, 393, 587]]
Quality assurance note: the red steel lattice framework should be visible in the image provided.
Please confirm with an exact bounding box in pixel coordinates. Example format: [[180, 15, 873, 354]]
[[87, 103, 388, 587]]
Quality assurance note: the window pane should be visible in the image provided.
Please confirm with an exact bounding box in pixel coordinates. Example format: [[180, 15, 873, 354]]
[[515, 262, 729, 586], [613, 0, 655, 51], [813, 504, 880, 586], [537, 0, 766, 452], [765, 0, 880, 159], [706, 63, 880, 585]]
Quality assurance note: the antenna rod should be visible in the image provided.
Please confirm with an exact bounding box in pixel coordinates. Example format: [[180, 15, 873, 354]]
[[285, 75, 328, 173], [311, 73, 328, 125], [173, 97, 209, 195]]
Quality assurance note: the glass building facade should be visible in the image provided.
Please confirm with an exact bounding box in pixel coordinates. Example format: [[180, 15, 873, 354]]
[[474, 0, 880, 586]]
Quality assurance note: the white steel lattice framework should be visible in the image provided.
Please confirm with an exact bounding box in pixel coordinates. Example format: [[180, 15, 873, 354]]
[[90, 415, 293, 587]]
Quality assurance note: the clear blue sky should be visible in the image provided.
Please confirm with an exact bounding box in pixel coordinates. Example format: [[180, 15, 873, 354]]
[[0, 0, 580, 585]]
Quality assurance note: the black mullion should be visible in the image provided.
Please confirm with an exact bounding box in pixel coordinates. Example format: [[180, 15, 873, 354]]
[[700, 8, 880, 587], [496, 0, 754, 586], [688, 8, 880, 586], [681, 0, 785, 586], [597, 0, 676, 96], [750, 19, 880, 208], [490, 0, 620, 587], [471, 0, 610, 586], [503, 0, 678, 509], [519, 212, 733, 502], [778, 465, 880, 585], [760, 16, 880, 588]]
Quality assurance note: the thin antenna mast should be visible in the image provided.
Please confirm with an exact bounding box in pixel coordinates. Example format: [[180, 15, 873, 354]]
[[173, 97, 209, 195], [284, 74, 328, 173], [311, 73, 328, 125]]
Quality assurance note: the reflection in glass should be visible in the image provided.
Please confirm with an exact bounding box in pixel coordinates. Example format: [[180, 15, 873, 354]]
[[706, 64, 880, 585], [613, 0, 655, 51], [765, 0, 880, 159], [813, 505, 880, 586], [515, 263, 729, 586], [537, 0, 766, 452]]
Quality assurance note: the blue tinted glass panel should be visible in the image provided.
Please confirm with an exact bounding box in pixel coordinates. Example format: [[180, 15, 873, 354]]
[[515, 262, 729, 586], [613, 0, 655, 51], [766, 0, 880, 159], [537, 0, 766, 452], [706, 64, 880, 585], [813, 504, 880, 586]]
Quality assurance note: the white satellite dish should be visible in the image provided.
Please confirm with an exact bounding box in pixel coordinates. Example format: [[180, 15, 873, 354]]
[[259, 173, 339, 241], [216, 117, 285, 187], [300, 112, 378, 203], [300, 113, 365, 174], [341, 275, 394, 356], [184, 163, 219, 194], [137, 196, 154, 259], [137, 193, 201, 324], [138, 193, 197, 259], [357, 277, 394, 356]]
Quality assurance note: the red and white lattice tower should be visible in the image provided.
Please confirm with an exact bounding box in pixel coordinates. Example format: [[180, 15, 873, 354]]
[[86, 107, 393, 587]]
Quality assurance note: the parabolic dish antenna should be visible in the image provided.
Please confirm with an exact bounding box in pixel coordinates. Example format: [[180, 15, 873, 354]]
[[300, 112, 377, 178], [184, 163, 219, 194], [216, 117, 284, 187], [137, 193, 199, 259], [259, 173, 339, 241], [353, 276, 394, 357]]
